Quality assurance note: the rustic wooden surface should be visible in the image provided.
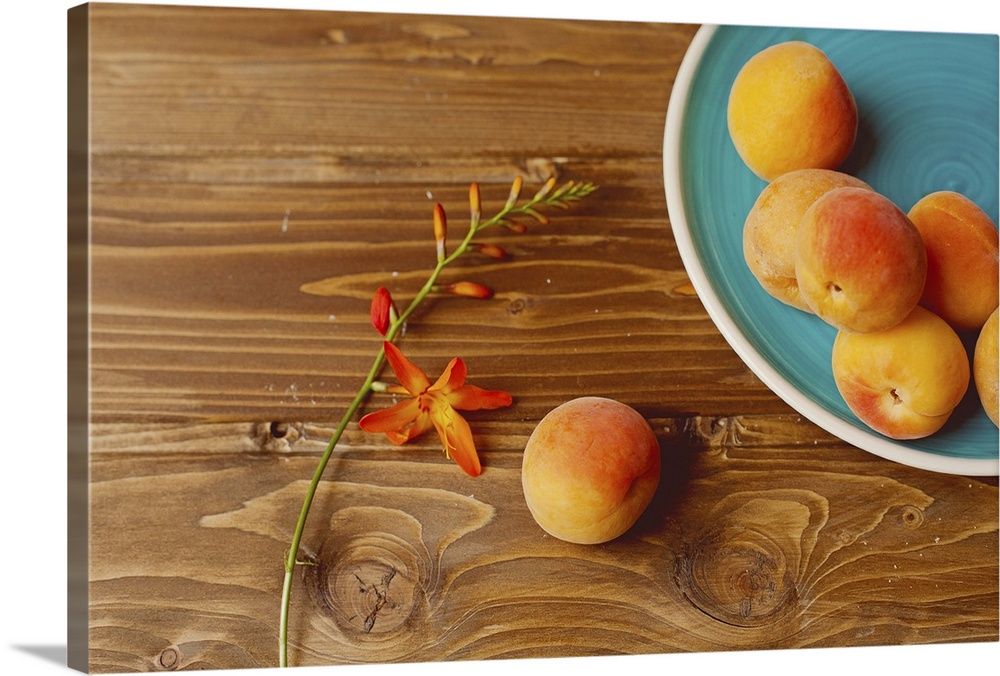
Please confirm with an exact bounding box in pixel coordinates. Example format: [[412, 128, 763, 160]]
[[72, 3, 998, 672]]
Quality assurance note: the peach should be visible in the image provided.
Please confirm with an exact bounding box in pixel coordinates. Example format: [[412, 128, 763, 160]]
[[907, 191, 999, 332], [974, 307, 999, 427], [795, 187, 927, 333], [832, 306, 970, 439], [727, 41, 858, 181], [744, 168, 872, 311], [521, 397, 660, 545]]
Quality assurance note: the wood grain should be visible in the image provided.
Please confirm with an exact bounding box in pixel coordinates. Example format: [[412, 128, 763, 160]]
[[72, 3, 998, 672], [86, 417, 997, 670]]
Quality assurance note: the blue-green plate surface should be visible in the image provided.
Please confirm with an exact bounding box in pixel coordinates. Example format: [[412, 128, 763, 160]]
[[664, 24, 999, 475]]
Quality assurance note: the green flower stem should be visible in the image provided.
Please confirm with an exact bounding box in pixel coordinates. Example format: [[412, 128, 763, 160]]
[[277, 359, 379, 668], [278, 180, 595, 667], [277, 236, 464, 668]]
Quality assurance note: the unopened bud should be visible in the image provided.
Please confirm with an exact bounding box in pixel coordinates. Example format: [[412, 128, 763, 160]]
[[533, 176, 557, 201], [370, 286, 392, 336], [477, 243, 507, 259], [505, 176, 523, 209], [437, 281, 493, 299], [433, 203, 447, 261], [469, 183, 482, 217], [525, 208, 550, 225]]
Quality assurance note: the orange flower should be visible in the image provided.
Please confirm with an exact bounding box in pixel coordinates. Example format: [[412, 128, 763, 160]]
[[359, 341, 512, 476]]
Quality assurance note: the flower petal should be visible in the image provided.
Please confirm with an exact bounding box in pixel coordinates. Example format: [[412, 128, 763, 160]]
[[385, 410, 434, 445], [383, 341, 431, 395], [446, 384, 513, 411], [429, 401, 481, 477], [429, 356, 467, 394], [358, 398, 421, 437]]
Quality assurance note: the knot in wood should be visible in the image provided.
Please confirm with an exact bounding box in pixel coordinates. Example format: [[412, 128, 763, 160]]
[[676, 525, 798, 628], [507, 296, 533, 316], [684, 416, 744, 448], [901, 505, 925, 529], [522, 157, 562, 183], [157, 645, 180, 670], [313, 529, 427, 638], [252, 421, 301, 452]]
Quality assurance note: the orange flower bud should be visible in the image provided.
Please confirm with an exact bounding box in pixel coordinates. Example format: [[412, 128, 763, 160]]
[[370, 286, 393, 336], [433, 203, 447, 261], [533, 176, 557, 201], [505, 175, 523, 209], [439, 281, 493, 299], [433, 203, 447, 242], [526, 208, 550, 225], [503, 220, 528, 234], [469, 182, 482, 217], [477, 243, 507, 259]]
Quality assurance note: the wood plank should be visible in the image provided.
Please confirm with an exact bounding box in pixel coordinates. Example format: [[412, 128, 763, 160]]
[[87, 417, 997, 669], [75, 3, 998, 672]]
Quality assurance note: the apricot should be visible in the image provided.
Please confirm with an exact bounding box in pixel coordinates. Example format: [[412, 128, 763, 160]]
[[907, 191, 999, 332], [832, 306, 970, 440], [521, 397, 660, 545], [744, 168, 872, 311], [974, 307, 999, 427], [727, 41, 858, 181], [796, 187, 927, 333]]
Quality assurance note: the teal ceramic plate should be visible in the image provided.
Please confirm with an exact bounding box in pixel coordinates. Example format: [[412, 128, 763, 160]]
[[664, 24, 999, 475]]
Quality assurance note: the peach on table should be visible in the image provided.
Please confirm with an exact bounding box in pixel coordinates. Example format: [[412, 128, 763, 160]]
[[521, 397, 660, 545]]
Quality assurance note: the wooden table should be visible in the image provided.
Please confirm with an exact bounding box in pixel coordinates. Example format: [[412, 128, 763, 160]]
[[69, 3, 999, 672]]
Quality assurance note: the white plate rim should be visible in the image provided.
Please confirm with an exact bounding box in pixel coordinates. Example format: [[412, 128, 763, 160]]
[[662, 24, 1000, 477]]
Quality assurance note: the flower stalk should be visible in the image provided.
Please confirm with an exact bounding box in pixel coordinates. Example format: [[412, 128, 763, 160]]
[[278, 177, 596, 667]]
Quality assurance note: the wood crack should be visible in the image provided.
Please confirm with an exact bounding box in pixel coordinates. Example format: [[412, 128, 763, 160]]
[[357, 568, 398, 633]]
